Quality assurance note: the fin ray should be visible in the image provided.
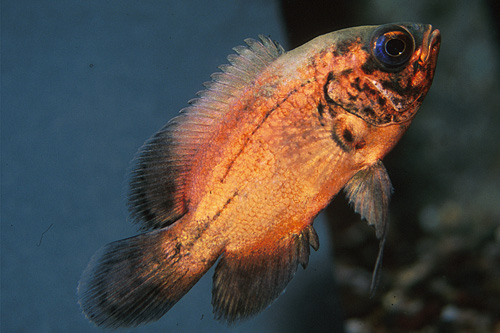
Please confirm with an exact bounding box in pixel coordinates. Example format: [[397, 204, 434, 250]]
[[128, 36, 285, 230], [343, 160, 393, 294], [211, 225, 319, 322], [77, 224, 218, 328]]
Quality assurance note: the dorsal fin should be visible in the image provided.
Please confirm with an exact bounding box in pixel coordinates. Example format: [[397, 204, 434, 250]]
[[128, 36, 285, 231], [343, 160, 393, 295]]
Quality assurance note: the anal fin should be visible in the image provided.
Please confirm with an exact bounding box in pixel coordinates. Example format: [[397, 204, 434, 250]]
[[211, 225, 319, 323]]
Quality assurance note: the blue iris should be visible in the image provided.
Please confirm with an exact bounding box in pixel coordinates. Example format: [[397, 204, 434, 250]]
[[372, 27, 414, 70]]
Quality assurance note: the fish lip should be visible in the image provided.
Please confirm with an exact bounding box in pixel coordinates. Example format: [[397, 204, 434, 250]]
[[420, 26, 441, 63]]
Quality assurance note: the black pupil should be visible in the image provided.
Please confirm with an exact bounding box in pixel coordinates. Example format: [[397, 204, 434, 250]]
[[385, 38, 405, 57]]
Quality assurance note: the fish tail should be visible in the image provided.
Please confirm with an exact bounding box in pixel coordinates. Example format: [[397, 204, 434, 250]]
[[77, 218, 219, 328]]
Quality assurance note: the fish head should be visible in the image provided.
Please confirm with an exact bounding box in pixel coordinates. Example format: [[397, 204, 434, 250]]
[[324, 23, 441, 165]]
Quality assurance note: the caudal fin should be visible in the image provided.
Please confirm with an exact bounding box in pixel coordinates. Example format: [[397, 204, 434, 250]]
[[77, 225, 217, 328]]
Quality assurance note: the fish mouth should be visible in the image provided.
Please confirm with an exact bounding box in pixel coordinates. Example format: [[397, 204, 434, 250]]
[[420, 26, 441, 63]]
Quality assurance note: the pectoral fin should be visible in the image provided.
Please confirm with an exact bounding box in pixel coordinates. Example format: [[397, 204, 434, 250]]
[[343, 160, 393, 295]]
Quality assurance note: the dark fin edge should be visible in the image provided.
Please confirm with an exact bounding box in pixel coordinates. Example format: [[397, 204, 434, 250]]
[[128, 35, 285, 231], [77, 227, 215, 328], [211, 225, 319, 323], [343, 160, 393, 295]]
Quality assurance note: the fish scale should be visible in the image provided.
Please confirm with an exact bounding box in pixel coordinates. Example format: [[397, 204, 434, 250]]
[[78, 23, 440, 327]]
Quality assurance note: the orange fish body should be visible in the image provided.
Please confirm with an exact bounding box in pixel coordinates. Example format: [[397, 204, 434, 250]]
[[78, 23, 440, 327]]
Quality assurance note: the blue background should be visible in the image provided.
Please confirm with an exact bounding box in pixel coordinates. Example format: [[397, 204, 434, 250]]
[[3, 0, 500, 332], [2, 1, 339, 332]]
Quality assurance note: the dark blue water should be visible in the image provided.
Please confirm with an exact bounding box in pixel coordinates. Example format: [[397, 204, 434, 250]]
[[1, 1, 342, 332]]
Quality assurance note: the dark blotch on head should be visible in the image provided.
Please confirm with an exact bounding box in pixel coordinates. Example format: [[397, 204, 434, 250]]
[[342, 129, 354, 143], [382, 80, 405, 96], [323, 72, 335, 104], [334, 40, 355, 56], [412, 61, 421, 72], [341, 68, 353, 76], [317, 102, 325, 118], [355, 140, 366, 150], [392, 97, 403, 107], [350, 77, 362, 92], [331, 129, 351, 153], [362, 83, 377, 96], [361, 58, 377, 75], [381, 79, 422, 102], [363, 107, 376, 118], [317, 102, 327, 127]]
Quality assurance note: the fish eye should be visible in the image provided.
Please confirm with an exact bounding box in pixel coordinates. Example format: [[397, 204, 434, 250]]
[[371, 26, 415, 70]]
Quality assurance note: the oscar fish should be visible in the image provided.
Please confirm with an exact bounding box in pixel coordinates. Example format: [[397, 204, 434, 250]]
[[78, 22, 440, 327]]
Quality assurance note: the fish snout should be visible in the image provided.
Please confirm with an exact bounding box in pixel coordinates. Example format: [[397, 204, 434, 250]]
[[420, 26, 441, 63]]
